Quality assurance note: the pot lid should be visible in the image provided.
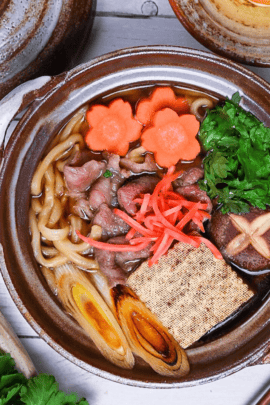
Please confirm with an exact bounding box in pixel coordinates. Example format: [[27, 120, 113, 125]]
[[0, 0, 95, 100], [169, 0, 270, 66]]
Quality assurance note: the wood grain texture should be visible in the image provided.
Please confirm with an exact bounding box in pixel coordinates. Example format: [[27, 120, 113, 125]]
[[76, 15, 270, 83], [96, 0, 175, 16], [12, 337, 270, 405], [0, 310, 36, 378], [1, 2, 270, 404]]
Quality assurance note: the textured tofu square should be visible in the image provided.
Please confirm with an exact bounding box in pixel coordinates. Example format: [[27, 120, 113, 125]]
[[127, 242, 254, 348]]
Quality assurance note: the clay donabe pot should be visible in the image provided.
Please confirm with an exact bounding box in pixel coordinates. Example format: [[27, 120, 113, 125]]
[[168, 0, 270, 67], [0, 0, 96, 99], [0, 46, 270, 387]]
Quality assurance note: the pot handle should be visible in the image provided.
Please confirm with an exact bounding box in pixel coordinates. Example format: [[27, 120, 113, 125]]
[[0, 76, 52, 169], [259, 346, 270, 365]]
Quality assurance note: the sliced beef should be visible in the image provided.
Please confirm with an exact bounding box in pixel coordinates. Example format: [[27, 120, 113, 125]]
[[94, 249, 127, 287], [115, 248, 152, 274], [88, 177, 111, 211], [92, 203, 130, 240], [173, 167, 204, 188], [72, 198, 94, 220], [64, 160, 106, 194], [68, 149, 102, 167], [117, 175, 159, 215], [105, 153, 130, 207], [175, 184, 213, 213], [113, 236, 152, 273], [94, 235, 152, 287], [88, 154, 130, 211], [120, 153, 157, 174]]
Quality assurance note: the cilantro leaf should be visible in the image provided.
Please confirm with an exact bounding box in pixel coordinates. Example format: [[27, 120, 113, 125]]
[[208, 151, 228, 179], [231, 91, 241, 105], [199, 92, 270, 213], [20, 374, 88, 405], [0, 352, 89, 405], [0, 352, 26, 405], [0, 352, 16, 376]]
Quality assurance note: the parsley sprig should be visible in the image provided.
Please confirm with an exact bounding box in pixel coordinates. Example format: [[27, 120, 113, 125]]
[[0, 351, 88, 405], [199, 92, 270, 214]]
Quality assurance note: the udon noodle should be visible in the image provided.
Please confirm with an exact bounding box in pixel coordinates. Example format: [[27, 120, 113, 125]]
[[29, 105, 99, 271]]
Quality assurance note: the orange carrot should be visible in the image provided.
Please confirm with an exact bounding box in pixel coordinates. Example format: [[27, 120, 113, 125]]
[[192, 217, 205, 233], [76, 231, 149, 251], [141, 108, 200, 168], [113, 208, 156, 237], [176, 203, 201, 231], [125, 227, 137, 240], [136, 87, 190, 126], [85, 98, 142, 156], [149, 234, 174, 266], [192, 236, 223, 260], [163, 205, 182, 217], [129, 236, 156, 245]]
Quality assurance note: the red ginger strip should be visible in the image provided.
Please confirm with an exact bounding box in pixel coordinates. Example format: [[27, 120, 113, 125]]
[[76, 231, 149, 252], [76, 166, 222, 265]]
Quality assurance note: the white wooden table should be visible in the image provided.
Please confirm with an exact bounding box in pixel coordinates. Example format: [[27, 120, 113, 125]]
[[1, 1, 270, 403]]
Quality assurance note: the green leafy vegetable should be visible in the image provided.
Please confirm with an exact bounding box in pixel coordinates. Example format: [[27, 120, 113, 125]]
[[199, 92, 270, 214], [0, 352, 88, 405], [231, 92, 241, 105], [0, 352, 27, 405], [103, 170, 113, 178]]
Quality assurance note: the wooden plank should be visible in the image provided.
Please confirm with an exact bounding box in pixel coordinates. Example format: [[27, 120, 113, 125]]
[[16, 337, 270, 405], [0, 277, 38, 337], [77, 16, 270, 84], [96, 0, 175, 17], [78, 15, 208, 62]]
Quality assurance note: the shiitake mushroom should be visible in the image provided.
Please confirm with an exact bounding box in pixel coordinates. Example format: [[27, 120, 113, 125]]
[[207, 206, 270, 274]]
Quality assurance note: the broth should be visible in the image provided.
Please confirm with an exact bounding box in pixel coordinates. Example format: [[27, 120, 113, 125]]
[[29, 84, 266, 375]]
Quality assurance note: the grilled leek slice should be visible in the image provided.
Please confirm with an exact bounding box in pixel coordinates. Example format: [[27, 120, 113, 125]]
[[42, 264, 134, 369], [111, 284, 190, 377]]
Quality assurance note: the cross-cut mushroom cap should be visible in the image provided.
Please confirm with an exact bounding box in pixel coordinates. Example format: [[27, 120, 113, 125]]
[[208, 207, 270, 272]]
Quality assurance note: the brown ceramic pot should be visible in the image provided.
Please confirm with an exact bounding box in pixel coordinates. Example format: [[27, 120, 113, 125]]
[[0, 46, 270, 387], [169, 0, 270, 67], [0, 0, 96, 100]]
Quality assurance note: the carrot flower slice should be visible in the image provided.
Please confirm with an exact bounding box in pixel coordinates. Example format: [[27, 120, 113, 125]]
[[136, 87, 190, 126], [85, 98, 143, 156], [141, 108, 200, 168]]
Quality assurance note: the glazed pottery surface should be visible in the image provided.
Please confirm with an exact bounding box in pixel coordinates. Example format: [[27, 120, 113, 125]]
[[0, 0, 96, 99], [169, 0, 270, 66]]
